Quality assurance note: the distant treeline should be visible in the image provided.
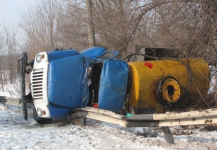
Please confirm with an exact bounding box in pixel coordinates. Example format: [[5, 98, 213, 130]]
[[1, 0, 217, 84]]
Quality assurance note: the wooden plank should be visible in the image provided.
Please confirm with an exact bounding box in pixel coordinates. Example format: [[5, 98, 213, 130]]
[[69, 111, 127, 127], [127, 116, 217, 127], [3, 97, 21, 106], [73, 107, 126, 119], [70, 108, 217, 127], [127, 109, 217, 121]]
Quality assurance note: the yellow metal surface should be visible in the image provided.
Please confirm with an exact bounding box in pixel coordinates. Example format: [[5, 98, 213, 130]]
[[161, 77, 180, 103], [128, 58, 210, 113]]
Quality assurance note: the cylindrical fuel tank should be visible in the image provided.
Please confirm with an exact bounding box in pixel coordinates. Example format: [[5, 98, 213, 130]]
[[128, 58, 210, 113]]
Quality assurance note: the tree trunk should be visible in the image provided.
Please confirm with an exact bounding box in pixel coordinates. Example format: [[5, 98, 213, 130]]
[[86, 0, 96, 47]]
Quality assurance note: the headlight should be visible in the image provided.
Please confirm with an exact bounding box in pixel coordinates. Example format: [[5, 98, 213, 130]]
[[37, 108, 43, 116], [36, 54, 42, 63]]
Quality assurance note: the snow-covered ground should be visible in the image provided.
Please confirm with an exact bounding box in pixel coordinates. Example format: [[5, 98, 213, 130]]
[[0, 103, 217, 150], [1, 70, 217, 150], [0, 79, 21, 98]]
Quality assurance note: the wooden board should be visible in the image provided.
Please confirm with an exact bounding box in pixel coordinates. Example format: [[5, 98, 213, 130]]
[[70, 107, 217, 127]]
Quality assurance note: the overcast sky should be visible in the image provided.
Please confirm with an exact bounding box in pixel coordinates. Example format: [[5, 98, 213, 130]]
[[0, 0, 37, 26]]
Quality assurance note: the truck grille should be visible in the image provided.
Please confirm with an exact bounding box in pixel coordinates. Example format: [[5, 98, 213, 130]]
[[32, 68, 43, 100]]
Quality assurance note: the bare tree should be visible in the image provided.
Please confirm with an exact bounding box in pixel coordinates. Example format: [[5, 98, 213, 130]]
[[140, 0, 217, 64], [4, 27, 19, 84], [0, 26, 19, 85], [19, 0, 61, 59], [86, 0, 96, 47], [55, 0, 89, 50], [18, 0, 217, 64], [0, 31, 4, 91]]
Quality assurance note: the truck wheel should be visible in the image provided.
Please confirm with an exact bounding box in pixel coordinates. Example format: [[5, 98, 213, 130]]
[[33, 108, 52, 124]]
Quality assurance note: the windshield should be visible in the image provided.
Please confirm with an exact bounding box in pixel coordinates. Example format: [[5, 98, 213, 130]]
[[96, 51, 119, 61]]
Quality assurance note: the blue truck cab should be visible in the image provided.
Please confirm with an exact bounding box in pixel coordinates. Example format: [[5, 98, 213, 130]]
[[30, 47, 129, 121]]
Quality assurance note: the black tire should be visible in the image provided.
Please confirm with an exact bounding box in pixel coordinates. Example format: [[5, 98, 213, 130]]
[[33, 108, 52, 124]]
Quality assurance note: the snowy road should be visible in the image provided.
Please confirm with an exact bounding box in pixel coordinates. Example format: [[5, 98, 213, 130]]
[[0, 104, 217, 150]]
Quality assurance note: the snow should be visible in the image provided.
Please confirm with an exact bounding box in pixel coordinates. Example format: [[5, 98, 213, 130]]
[[0, 103, 217, 150], [0, 79, 20, 98]]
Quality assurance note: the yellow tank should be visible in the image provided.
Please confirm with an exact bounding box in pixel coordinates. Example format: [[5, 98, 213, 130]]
[[128, 58, 210, 113]]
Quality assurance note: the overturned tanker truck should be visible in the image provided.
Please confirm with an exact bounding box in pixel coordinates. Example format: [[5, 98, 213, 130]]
[[17, 47, 216, 130]]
